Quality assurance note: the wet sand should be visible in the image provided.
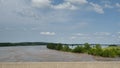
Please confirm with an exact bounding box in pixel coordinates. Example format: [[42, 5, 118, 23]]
[[0, 46, 119, 62]]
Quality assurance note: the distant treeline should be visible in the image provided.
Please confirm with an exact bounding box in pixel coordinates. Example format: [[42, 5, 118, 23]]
[[0, 42, 49, 47], [0, 42, 119, 47]]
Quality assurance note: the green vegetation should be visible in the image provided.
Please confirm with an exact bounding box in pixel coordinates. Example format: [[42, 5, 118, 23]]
[[0, 42, 48, 47], [88, 44, 103, 56], [109, 44, 118, 47], [62, 45, 71, 52], [47, 43, 120, 58], [46, 43, 56, 49], [83, 43, 91, 53], [101, 49, 117, 58], [72, 46, 84, 53], [1, 42, 120, 58], [55, 43, 63, 50], [47, 43, 63, 50]]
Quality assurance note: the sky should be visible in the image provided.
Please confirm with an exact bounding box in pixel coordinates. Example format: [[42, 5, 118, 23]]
[[0, 0, 120, 44]]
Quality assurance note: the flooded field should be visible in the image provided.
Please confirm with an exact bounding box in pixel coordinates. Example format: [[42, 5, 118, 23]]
[[0, 46, 119, 62]]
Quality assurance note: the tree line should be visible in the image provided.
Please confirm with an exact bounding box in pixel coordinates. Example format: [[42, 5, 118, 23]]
[[47, 43, 120, 58], [0, 42, 48, 47]]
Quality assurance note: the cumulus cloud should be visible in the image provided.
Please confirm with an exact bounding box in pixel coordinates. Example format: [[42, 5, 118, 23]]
[[75, 33, 88, 36], [116, 3, 120, 7], [51, 2, 78, 10], [118, 32, 120, 34], [70, 36, 77, 40], [52, 0, 88, 10], [31, 0, 88, 10], [104, 4, 113, 8], [32, 0, 51, 8], [90, 2, 104, 14], [40, 32, 56, 35], [65, 0, 88, 5], [94, 32, 110, 36], [17, 8, 38, 18], [118, 36, 120, 38]]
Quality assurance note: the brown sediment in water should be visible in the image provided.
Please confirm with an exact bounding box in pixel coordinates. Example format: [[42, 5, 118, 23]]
[[0, 46, 119, 62]]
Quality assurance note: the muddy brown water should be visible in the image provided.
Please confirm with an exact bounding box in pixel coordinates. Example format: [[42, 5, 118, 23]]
[[0, 46, 96, 62]]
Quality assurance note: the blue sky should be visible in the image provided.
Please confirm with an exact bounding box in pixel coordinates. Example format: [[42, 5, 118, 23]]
[[0, 0, 120, 44]]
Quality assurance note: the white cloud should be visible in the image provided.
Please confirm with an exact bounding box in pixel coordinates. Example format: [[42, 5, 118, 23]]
[[95, 37, 104, 39], [90, 2, 104, 14], [75, 33, 88, 36], [116, 3, 120, 7], [104, 4, 113, 8], [52, 0, 88, 10], [40, 32, 56, 35], [80, 37, 91, 39], [118, 36, 120, 39], [101, 0, 111, 4], [52, 2, 78, 10], [94, 32, 110, 36], [32, 0, 51, 8], [65, 0, 88, 5], [17, 7, 38, 18], [31, 0, 88, 10], [118, 32, 120, 34], [70, 36, 77, 39]]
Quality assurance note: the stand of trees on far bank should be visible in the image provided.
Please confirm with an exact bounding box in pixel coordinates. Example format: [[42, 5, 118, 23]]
[[47, 43, 120, 58], [0, 42, 48, 47]]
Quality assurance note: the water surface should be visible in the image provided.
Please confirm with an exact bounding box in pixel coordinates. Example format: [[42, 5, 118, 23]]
[[0, 46, 95, 62]]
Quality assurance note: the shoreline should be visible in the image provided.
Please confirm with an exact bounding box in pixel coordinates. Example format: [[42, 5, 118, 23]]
[[0, 46, 120, 62]]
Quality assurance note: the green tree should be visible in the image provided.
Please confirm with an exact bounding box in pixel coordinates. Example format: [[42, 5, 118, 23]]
[[72, 46, 84, 53], [47, 43, 56, 49], [55, 43, 63, 50], [84, 43, 91, 53], [62, 45, 71, 52], [102, 49, 117, 58]]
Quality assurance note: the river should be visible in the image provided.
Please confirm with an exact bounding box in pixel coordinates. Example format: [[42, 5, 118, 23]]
[[0, 46, 119, 62], [0, 46, 95, 62]]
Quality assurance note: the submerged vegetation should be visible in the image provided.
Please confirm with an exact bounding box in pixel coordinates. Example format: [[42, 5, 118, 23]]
[[47, 43, 120, 58]]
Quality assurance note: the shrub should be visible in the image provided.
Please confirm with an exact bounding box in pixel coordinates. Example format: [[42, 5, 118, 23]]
[[101, 49, 117, 58], [62, 45, 71, 52], [83, 43, 91, 53], [72, 46, 84, 53], [109, 45, 117, 47], [88, 49, 103, 56], [95, 44, 103, 56], [55, 43, 63, 50], [117, 50, 120, 57], [47, 43, 120, 58], [47, 43, 56, 49], [88, 48, 96, 55], [95, 44, 102, 49]]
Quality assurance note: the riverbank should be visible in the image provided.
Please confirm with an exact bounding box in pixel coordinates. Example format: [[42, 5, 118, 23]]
[[0, 46, 120, 62], [0, 46, 95, 62]]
